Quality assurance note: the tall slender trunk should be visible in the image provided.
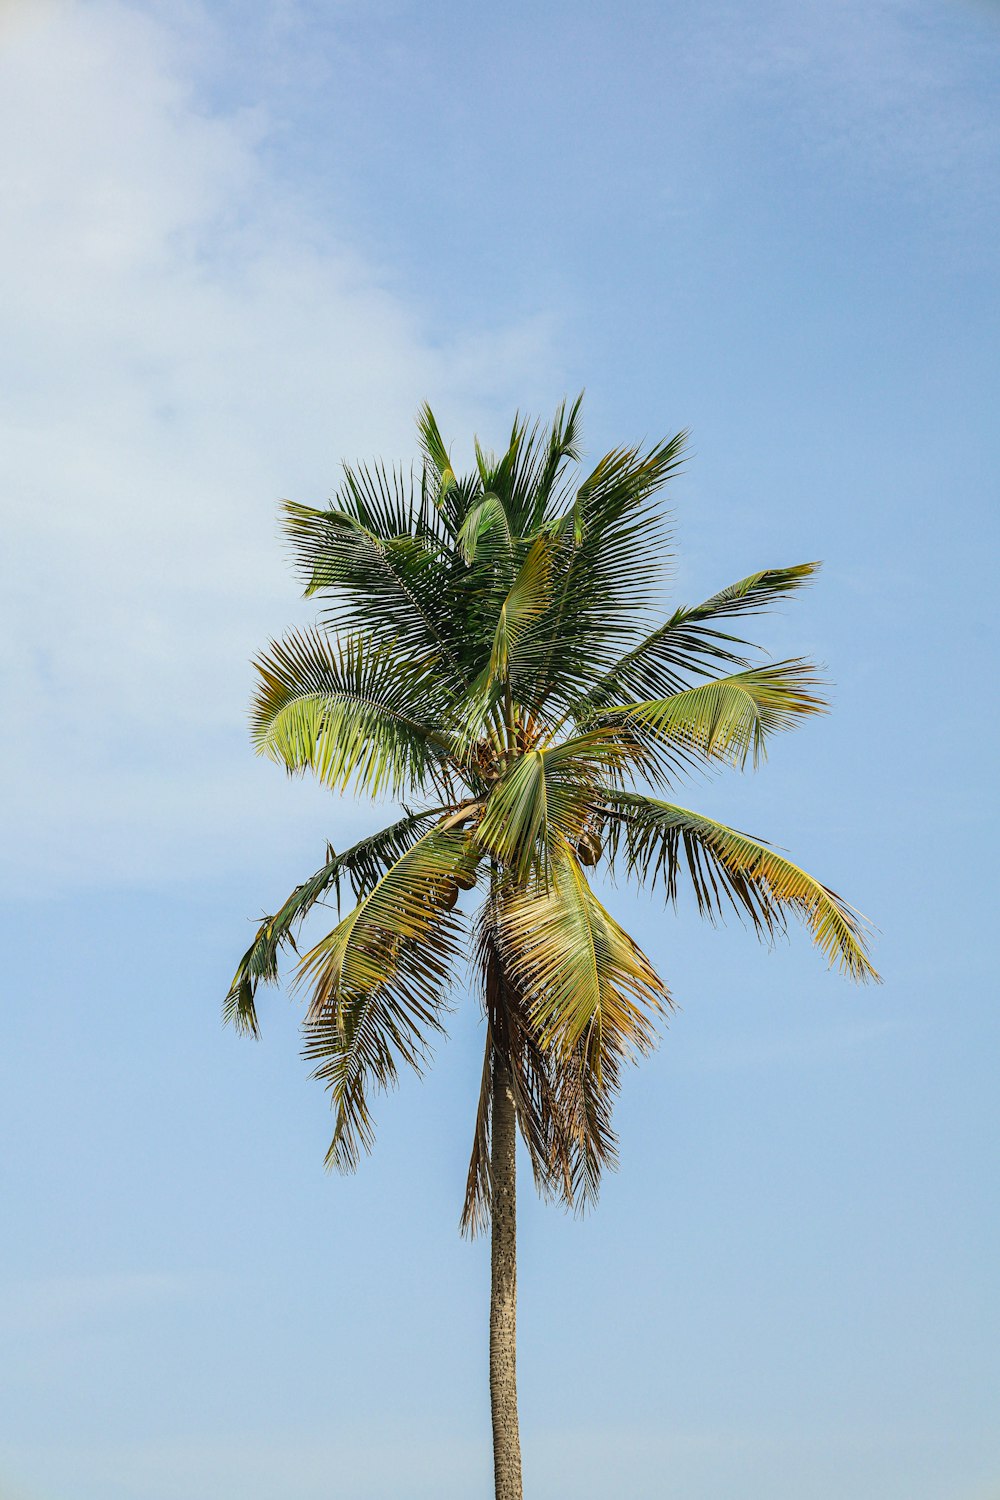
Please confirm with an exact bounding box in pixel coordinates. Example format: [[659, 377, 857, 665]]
[[490, 1053, 523, 1500]]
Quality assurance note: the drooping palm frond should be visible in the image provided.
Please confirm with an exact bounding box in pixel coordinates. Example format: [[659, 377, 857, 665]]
[[462, 935, 574, 1237], [476, 731, 633, 881], [462, 906, 623, 1237], [606, 659, 826, 773], [298, 826, 482, 1171], [494, 837, 670, 1064], [224, 808, 451, 1038], [602, 790, 879, 982], [251, 628, 458, 800]]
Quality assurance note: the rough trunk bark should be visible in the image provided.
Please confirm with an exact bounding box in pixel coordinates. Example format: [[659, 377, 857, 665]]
[[490, 1053, 523, 1500]]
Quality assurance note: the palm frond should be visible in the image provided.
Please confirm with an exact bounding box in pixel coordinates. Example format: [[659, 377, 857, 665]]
[[462, 907, 622, 1236], [281, 499, 468, 685], [488, 534, 552, 684], [477, 731, 630, 881], [223, 808, 452, 1037], [691, 560, 820, 616], [251, 628, 457, 799], [495, 394, 584, 535], [571, 564, 819, 715], [608, 659, 826, 771], [298, 827, 482, 1171], [456, 494, 514, 568], [494, 837, 670, 1063], [416, 402, 454, 483], [512, 431, 689, 713], [602, 790, 879, 981]]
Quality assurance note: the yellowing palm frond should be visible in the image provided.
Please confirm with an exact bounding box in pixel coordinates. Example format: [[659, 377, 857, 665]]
[[477, 731, 631, 881], [603, 791, 879, 982], [223, 808, 451, 1038], [609, 659, 826, 771], [461, 918, 622, 1237], [494, 838, 670, 1065]]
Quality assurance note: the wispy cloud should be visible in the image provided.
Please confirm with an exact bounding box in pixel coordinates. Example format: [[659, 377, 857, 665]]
[[0, 0, 561, 894]]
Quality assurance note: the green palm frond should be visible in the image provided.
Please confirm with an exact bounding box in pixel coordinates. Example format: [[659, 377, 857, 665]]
[[416, 402, 455, 486], [494, 837, 670, 1063], [417, 405, 475, 545], [223, 808, 451, 1037], [513, 431, 689, 713], [251, 628, 457, 799], [608, 659, 826, 772], [456, 495, 514, 568], [477, 731, 631, 881], [494, 394, 584, 535], [338, 462, 420, 541], [602, 791, 879, 981], [488, 534, 552, 684], [298, 826, 482, 1171], [691, 560, 820, 616], [281, 498, 468, 685], [448, 531, 555, 751], [574, 562, 820, 713]]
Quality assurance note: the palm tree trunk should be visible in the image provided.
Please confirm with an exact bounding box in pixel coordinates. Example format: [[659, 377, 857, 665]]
[[490, 1053, 523, 1500]]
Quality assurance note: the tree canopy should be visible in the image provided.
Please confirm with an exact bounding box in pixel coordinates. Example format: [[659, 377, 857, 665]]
[[227, 398, 878, 1233]]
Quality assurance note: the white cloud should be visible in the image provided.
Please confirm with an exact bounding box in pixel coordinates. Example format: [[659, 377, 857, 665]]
[[0, 0, 561, 893]]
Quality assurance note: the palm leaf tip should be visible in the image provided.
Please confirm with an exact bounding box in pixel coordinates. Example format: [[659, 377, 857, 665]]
[[416, 402, 456, 494], [693, 561, 822, 617], [223, 967, 262, 1038]]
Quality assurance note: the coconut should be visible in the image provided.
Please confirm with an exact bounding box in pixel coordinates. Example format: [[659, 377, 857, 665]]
[[576, 831, 603, 866]]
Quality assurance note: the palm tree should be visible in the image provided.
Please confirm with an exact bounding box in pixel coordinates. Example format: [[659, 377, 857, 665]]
[[226, 398, 878, 1500]]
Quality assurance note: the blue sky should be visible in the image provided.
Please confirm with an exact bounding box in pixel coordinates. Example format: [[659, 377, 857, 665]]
[[1, 2, 998, 1497]]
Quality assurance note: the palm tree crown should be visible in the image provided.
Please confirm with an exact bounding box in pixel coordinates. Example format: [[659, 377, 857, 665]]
[[227, 397, 878, 1234]]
